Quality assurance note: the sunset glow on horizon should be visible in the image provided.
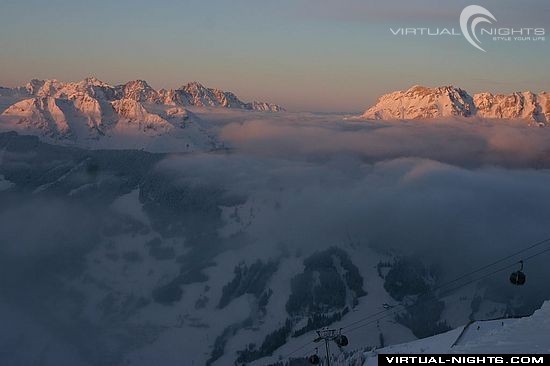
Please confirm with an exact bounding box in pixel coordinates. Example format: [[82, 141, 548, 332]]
[[1, 0, 549, 111]]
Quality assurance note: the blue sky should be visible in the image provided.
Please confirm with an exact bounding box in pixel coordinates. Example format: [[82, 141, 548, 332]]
[[0, 0, 548, 111]]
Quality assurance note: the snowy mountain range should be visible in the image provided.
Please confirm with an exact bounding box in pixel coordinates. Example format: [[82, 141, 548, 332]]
[[357, 86, 549, 124], [4, 77, 284, 112], [0, 77, 283, 150]]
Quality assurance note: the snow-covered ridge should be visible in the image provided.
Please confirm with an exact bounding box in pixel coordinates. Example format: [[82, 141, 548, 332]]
[[358, 85, 549, 124], [349, 300, 550, 365], [2, 77, 284, 112]]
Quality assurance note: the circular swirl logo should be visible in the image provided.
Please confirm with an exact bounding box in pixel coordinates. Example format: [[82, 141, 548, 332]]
[[460, 5, 497, 52]]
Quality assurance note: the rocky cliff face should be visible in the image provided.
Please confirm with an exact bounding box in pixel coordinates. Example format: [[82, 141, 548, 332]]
[[474, 91, 549, 122]]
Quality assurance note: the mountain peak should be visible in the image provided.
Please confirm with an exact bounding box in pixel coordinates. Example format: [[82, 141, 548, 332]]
[[124, 79, 152, 88], [178, 81, 209, 92], [82, 76, 107, 85], [120, 79, 158, 103], [405, 85, 465, 95]]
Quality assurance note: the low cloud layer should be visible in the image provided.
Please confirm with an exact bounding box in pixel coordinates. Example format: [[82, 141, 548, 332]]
[[3, 116, 550, 364], [161, 117, 550, 306], [220, 117, 550, 168]]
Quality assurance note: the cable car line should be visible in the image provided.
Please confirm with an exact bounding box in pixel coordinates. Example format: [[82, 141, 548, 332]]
[[284, 236, 550, 364], [340, 235, 550, 331], [344, 245, 550, 335]]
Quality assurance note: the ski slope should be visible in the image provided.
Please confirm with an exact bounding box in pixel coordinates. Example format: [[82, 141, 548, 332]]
[[359, 300, 550, 366]]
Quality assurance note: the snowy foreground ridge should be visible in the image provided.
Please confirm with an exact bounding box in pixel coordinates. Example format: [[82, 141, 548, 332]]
[[357, 85, 549, 123], [344, 301, 550, 365]]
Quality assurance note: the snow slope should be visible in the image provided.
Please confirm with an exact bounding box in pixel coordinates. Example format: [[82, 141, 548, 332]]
[[358, 301, 550, 366]]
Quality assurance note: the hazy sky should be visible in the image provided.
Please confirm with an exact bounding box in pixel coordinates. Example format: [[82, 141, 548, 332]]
[[0, 0, 549, 111]]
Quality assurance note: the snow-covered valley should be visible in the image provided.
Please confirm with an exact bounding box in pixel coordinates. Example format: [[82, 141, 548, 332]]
[[2, 102, 550, 366]]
